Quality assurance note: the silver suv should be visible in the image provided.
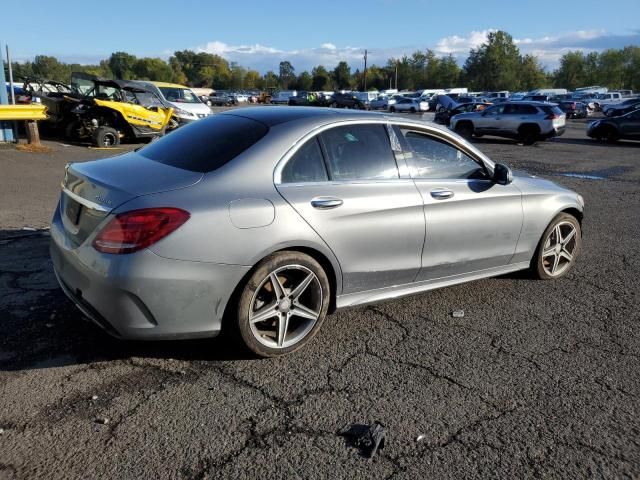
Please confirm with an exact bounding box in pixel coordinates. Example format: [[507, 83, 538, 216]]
[[450, 102, 566, 145]]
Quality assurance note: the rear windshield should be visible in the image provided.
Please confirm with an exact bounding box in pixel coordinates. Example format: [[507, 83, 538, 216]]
[[139, 114, 269, 173], [540, 105, 564, 116]]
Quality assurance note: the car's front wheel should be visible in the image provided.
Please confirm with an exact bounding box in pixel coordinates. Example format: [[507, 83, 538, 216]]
[[532, 213, 581, 280], [236, 251, 331, 357]]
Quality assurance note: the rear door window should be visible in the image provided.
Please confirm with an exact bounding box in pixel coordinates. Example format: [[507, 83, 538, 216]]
[[139, 114, 268, 173], [281, 137, 328, 183], [320, 124, 399, 180]]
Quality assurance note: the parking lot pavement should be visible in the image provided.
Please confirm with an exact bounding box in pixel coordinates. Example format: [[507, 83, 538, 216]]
[[1, 119, 639, 479]]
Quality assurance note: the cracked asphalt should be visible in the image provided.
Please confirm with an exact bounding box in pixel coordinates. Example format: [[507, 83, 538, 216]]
[[1, 117, 639, 479]]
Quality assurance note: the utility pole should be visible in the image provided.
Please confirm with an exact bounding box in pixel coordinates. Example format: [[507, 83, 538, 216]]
[[395, 62, 398, 90], [363, 49, 368, 91], [6, 45, 15, 105]]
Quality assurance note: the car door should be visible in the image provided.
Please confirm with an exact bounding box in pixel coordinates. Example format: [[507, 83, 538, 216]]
[[474, 104, 506, 134], [275, 123, 425, 293], [619, 111, 640, 138], [393, 124, 523, 280]]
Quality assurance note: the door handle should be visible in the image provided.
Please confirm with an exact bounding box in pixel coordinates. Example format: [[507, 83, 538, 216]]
[[311, 197, 343, 209], [430, 189, 454, 200]]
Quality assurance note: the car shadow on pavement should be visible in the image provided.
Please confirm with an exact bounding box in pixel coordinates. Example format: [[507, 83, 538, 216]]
[[0, 230, 255, 373]]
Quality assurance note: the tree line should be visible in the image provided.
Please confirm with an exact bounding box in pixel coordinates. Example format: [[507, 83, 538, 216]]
[[6, 31, 640, 92]]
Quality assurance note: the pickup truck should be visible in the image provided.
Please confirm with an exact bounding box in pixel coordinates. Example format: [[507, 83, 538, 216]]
[[593, 92, 623, 110]]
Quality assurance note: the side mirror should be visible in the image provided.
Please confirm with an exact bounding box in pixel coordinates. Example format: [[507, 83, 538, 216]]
[[493, 163, 513, 185]]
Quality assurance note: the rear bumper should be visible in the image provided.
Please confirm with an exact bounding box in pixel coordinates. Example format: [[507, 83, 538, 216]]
[[50, 208, 250, 340], [545, 126, 566, 138]]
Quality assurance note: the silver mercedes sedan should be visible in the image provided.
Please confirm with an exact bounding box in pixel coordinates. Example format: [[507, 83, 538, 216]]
[[51, 107, 584, 357]]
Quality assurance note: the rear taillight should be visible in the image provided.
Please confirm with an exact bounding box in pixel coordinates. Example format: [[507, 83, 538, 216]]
[[93, 208, 190, 254], [545, 114, 561, 120]]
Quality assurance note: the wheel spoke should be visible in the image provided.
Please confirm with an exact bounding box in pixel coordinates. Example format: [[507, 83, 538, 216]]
[[277, 313, 290, 347], [560, 250, 573, 262], [250, 303, 278, 324], [289, 273, 315, 300], [562, 227, 576, 245], [554, 225, 563, 244], [542, 247, 556, 258], [269, 273, 286, 299], [292, 301, 320, 321], [551, 253, 560, 274]]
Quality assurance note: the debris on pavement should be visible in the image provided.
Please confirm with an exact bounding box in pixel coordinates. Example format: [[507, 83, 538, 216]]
[[340, 421, 386, 460], [416, 434, 426, 442], [451, 310, 465, 318], [91, 395, 98, 401], [94, 417, 109, 425]]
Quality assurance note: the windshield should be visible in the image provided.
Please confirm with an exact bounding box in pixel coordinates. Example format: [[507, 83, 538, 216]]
[[159, 87, 201, 103]]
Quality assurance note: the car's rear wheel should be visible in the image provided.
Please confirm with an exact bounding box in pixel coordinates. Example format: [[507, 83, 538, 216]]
[[518, 125, 539, 145], [237, 252, 330, 357], [410, 107, 416, 113], [92, 126, 120, 147], [531, 213, 581, 280], [389, 106, 395, 112], [454, 121, 473, 139]]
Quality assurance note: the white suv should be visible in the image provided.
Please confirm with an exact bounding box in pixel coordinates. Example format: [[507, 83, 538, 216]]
[[450, 102, 566, 145]]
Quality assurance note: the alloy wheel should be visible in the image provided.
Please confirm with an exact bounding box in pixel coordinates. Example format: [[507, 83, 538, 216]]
[[248, 265, 323, 349], [541, 221, 578, 277], [102, 132, 117, 147]]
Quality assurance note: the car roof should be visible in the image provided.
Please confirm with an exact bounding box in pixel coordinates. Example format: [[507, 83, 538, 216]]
[[221, 106, 387, 127], [148, 81, 190, 89]]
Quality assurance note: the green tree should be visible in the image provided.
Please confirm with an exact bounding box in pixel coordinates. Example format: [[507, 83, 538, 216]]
[[437, 55, 461, 88], [332, 61, 352, 90], [463, 31, 521, 90], [132, 57, 173, 81], [245, 70, 262, 89], [519, 54, 548, 90], [279, 60, 295, 89], [295, 71, 313, 91], [108, 51, 137, 79], [598, 49, 625, 89], [553, 51, 586, 90], [263, 71, 279, 90], [311, 65, 332, 90], [230, 62, 247, 89], [622, 46, 640, 90]]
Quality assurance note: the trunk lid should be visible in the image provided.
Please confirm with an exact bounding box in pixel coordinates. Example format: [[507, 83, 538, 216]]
[[60, 151, 203, 246]]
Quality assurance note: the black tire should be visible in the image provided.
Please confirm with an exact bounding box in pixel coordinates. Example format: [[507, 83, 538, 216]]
[[389, 106, 395, 113], [531, 213, 581, 280], [454, 121, 473, 139], [518, 125, 539, 145], [64, 120, 79, 140], [91, 126, 120, 147], [236, 251, 331, 357], [603, 126, 619, 143], [410, 107, 416, 113]]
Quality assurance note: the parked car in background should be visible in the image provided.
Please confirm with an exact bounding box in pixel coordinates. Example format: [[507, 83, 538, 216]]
[[353, 91, 379, 109], [207, 93, 235, 106], [430, 94, 458, 112], [135, 81, 212, 127], [329, 92, 366, 109], [602, 97, 640, 116], [369, 95, 396, 110], [50, 107, 584, 357], [587, 109, 640, 142], [557, 101, 588, 119], [389, 97, 429, 113], [271, 90, 297, 104], [521, 94, 553, 102], [593, 92, 623, 110], [434, 102, 492, 126], [451, 101, 566, 145], [288, 91, 329, 107]]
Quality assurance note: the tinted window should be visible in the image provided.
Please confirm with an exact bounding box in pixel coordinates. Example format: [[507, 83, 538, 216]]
[[401, 130, 483, 179], [505, 104, 537, 114], [483, 105, 505, 116], [321, 125, 398, 180], [139, 115, 268, 173], [281, 137, 328, 183]]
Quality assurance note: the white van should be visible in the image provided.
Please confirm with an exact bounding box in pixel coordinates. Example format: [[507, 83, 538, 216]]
[[137, 81, 212, 126]]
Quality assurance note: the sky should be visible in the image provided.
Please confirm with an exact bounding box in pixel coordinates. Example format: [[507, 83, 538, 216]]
[[3, 0, 639, 73]]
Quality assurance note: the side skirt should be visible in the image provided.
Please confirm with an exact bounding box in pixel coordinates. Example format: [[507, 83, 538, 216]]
[[336, 262, 530, 308]]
